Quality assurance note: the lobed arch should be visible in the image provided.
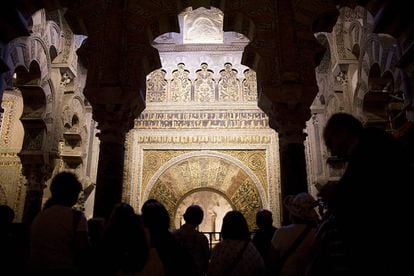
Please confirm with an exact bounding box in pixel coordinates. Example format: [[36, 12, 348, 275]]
[[49, 45, 58, 63], [44, 19, 63, 52], [2, 9, 63, 93], [11, 56, 57, 156], [357, 34, 385, 109], [5, 36, 53, 83], [349, 21, 363, 59], [356, 29, 406, 117], [14, 61, 48, 152], [62, 96, 86, 128], [28, 36, 53, 79]]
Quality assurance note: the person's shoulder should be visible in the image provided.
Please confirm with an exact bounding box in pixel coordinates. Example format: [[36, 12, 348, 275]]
[[195, 231, 209, 242]]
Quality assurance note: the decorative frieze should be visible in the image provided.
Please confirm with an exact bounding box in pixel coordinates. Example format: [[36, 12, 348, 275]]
[[135, 111, 268, 129], [146, 64, 257, 104], [136, 135, 271, 144]]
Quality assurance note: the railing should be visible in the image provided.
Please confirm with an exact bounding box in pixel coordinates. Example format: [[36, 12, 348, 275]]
[[201, 232, 222, 251], [200, 231, 257, 251]]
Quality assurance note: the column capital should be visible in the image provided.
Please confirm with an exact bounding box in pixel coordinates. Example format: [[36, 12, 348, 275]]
[[19, 152, 53, 181], [19, 155, 53, 224], [268, 102, 311, 145], [84, 85, 146, 144], [93, 107, 136, 144]]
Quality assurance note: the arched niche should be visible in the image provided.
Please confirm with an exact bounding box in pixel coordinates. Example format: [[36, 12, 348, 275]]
[[174, 188, 233, 235], [145, 152, 264, 230]]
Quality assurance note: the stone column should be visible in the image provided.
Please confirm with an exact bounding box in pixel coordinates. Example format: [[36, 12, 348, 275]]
[[21, 163, 49, 225], [91, 104, 136, 219], [269, 102, 311, 225], [93, 127, 127, 218]]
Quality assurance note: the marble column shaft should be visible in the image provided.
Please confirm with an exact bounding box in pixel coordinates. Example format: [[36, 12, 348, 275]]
[[93, 132, 126, 219], [277, 131, 308, 225], [269, 103, 311, 225]]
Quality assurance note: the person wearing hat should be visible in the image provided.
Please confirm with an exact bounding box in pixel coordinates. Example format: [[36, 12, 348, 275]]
[[267, 193, 319, 276]]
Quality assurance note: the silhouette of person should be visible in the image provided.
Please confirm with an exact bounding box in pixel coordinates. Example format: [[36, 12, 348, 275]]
[[174, 205, 210, 276], [313, 112, 411, 275], [268, 193, 318, 276], [1, 205, 29, 275], [27, 171, 89, 275], [141, 199, 195, 276], [208, 211, 265, 276], [252, 209, 277, 260], [100, 202, 164, 276]]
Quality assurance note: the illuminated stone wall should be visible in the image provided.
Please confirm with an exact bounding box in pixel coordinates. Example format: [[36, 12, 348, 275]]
[[0, 89, 26, 221], [124, 63, 281, 228], [123, 7, 281, 229]]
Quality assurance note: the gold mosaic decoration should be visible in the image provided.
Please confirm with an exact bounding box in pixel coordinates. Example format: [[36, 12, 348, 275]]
[[143, 150, 266, 229]]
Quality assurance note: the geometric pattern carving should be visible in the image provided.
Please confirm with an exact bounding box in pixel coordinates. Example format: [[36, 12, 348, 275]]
[[219, 63, 240, 102], [171, 63, 191, 102], [146, 69, 168, 102], [242, 69, 257, 101], [195, 63, 215, 102]]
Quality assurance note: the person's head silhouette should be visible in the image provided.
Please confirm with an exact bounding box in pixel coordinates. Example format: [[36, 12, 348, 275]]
[[323, 113, 363, 159], [183, 204, 204, 227], [45, 171, 82, 208]]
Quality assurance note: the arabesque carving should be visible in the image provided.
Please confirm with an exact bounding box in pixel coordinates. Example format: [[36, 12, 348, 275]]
[[219, 63, 240, 102], [147, 69, 168, 102], [195, 63, 215, 102], [171, 63, 191, 102]]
